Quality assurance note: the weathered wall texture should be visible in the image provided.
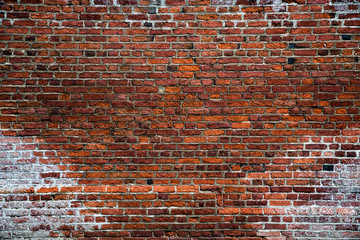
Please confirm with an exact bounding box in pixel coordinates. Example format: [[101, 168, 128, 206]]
[[0, 0, 360, 239]]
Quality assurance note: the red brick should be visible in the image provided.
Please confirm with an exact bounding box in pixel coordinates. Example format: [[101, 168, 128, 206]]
[[1, 1, 359, 238]]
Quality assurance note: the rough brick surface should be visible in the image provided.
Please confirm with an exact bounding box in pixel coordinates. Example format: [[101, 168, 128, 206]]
[[0, 0, 360, 239]]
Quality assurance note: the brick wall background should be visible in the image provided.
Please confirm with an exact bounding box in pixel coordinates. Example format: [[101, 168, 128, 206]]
[[0, 0, 360, 239]]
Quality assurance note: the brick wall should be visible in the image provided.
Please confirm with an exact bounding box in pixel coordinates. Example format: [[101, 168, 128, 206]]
[[0, 0, 360, 239]]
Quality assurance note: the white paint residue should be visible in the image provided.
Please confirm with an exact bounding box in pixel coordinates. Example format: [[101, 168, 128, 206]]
[[276, 130, 360, 238], [158, 86, 165, 94], [329, 0, 360, 20], [282, 133, 360, 159], [258, 0, 286, 12], [272, 0, 284, 12], [0, 135, 63, 193], [0, 134, 80, 239], [330, 0, 351, 12], [211, 0, 234, 5], [90, 0, 164, 7]]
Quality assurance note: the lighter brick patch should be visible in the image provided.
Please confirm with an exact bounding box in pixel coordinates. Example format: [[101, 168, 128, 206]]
[[272, 130, 360, 239], [211, 0, 235, 5], [0, 135, 72, 193], [281, 132, 360, 159], [0, 134, 79, 239], [272, 0, 284, 12]]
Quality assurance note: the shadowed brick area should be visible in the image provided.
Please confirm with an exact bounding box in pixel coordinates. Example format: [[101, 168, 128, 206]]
[[0, 0, 360, 239]]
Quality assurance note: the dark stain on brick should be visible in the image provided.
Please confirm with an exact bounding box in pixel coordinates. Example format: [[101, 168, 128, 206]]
[[323, 165, 334, 171], [25, 36, 35, 41], [26, 51, 36, 56], [85, 51, 95, 57], [147, 7, 157, 14], [288, 43, 296, 49], [329, 12, 336, 18], [167, 65, 177, 71], [288, 58, 296, 64], [3, 50, 12, 55], [342, 35, 352, 40], [144, 22, 152, 27], [318, 50, 329, 56]]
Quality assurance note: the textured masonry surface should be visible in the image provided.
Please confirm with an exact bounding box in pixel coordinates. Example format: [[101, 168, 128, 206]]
[[0, 0, 360, 239]]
